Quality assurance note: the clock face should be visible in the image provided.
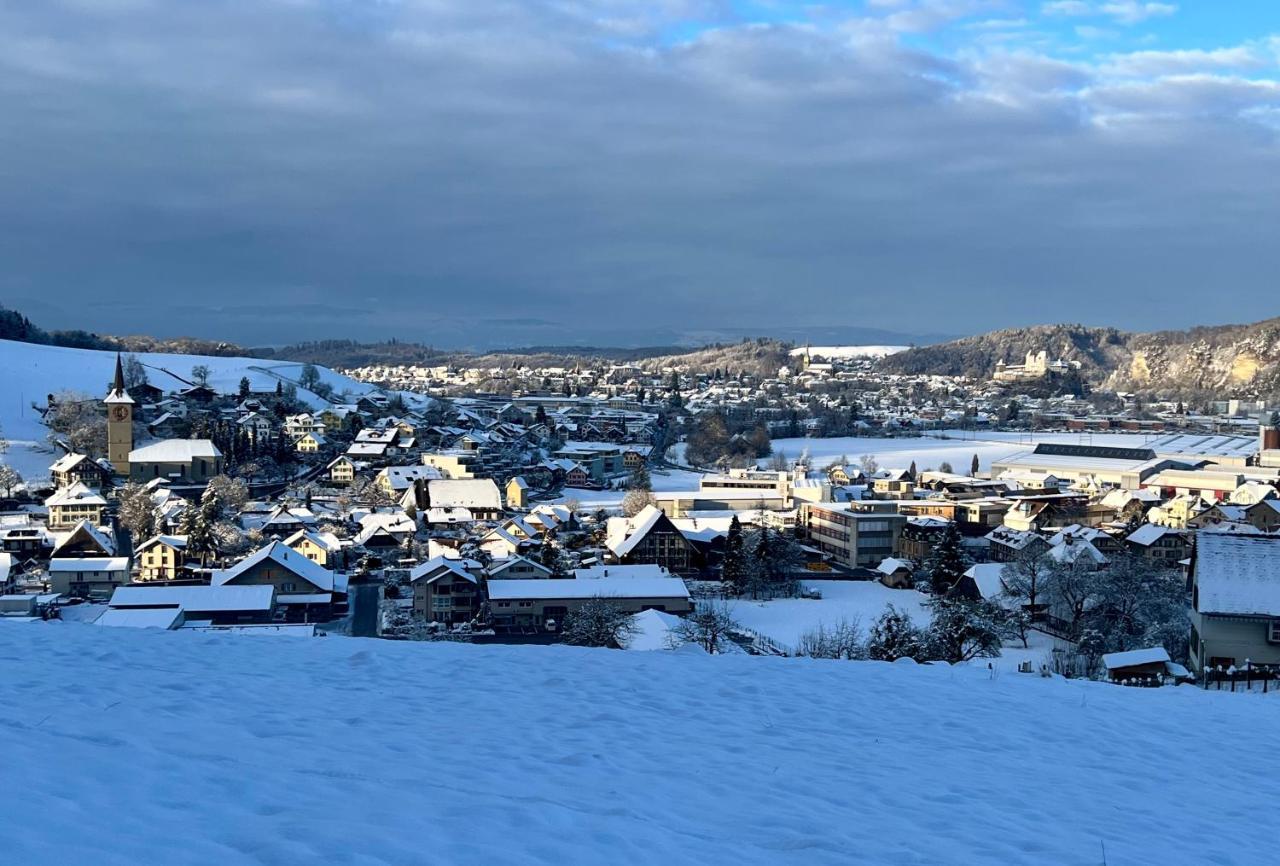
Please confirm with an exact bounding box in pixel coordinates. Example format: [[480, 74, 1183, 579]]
[[110, 406, 129, 422]]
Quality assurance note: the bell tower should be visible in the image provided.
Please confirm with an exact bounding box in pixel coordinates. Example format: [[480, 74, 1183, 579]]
[[104, 354, 135, 477]]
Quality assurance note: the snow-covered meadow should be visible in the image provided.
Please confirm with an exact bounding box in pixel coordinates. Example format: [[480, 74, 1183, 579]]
[[3, 621, 1276, 866], [767, 430, 1167, 473], [731, 580, 931, 653]]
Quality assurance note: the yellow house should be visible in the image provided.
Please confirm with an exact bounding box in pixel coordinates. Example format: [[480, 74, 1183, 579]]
[[134, 535, 190, 582], [284, 529, 341, 568], [296, 432, 327, 454], [506, 476, 529, 509], [45, 482, 108, 530]]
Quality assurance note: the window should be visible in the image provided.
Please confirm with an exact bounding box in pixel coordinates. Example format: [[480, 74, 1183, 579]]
[[518, 601, 534, 608], [1269, 620, 1280, 644], [281, 582, 297, 592]]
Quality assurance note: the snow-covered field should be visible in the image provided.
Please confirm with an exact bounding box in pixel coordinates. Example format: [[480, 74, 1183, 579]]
[[768, 430, 1169, 473], [732, 580, 931, 653], [553, 467, 705, 509], [4, 621, 1277, 865]]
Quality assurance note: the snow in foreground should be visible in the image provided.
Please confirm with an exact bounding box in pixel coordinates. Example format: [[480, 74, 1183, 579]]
[[3, 622, 1277, 866]]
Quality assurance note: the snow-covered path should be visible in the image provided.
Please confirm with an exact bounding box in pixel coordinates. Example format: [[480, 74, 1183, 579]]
[[3, 622, 1276, 865]]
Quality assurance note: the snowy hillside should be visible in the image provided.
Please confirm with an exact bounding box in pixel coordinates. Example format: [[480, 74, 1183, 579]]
[[4, 621, 1276, 866], [0, 339, 385, 482], [789, 345, 908, 360]]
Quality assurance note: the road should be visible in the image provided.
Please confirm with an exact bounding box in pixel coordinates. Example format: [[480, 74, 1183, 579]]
[[349, 582, 382, 638]]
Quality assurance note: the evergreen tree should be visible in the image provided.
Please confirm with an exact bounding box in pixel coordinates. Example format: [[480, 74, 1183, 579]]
[[908, 460, 917, 480], [867, 606, 925, 661], [721, 515, 745, 596], [922, 596, 1011, 663], [921, 521, 969, 595], [239, 377, 251, 398], [626, 463, 652, 492], [970, 453, 980, 477]]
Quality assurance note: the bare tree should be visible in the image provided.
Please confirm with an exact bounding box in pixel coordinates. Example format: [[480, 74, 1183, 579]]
[[561, 598, 636, 648], [796, 618, 866, 660], [191, 364, 212, 387], [673, 602, 738, 654], [859, 453, 879, 476], [0, 464, 22, 497]]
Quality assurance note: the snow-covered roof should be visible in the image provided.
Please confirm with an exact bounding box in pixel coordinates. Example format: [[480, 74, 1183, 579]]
[[486, 576, 690, 602], [129, 439, 222, 463], [409, 556, 482, 583], [428, 479, 502, 510], [876, 557, 913, 575], [1194, 533, 1280, 616], [1126, 524, 1178, 547], [963, 563, 1006, 600], [45, 482, 107, 508], [95, 607, 184, 630], [211, 541, 336, 592], [573, 564, 668, 581], [606, 505, 665, 557], [1102, 647, 1170, 670], [109, 585, 275, 612], [48, 557, 130, 572]]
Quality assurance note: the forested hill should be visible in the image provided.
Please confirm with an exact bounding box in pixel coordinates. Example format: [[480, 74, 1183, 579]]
[[879, 317, 1280, 397]]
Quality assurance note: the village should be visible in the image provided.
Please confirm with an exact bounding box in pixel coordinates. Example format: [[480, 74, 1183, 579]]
[[0, 343, 1277, 689]]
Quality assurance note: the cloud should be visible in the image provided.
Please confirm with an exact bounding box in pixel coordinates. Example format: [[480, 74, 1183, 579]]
[[0, 0, 1276, 346], [1043, 1, 1178, 25]]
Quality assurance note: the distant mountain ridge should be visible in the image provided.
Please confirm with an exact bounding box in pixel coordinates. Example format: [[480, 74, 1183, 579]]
[[880, 317, 1280, 397]]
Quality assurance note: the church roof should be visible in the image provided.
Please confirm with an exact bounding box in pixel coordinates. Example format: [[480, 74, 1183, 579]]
[[104, 354, 135, 405]]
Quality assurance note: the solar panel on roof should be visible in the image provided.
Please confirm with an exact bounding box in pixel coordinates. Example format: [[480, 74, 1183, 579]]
[[1032, 443, 1156, 461]]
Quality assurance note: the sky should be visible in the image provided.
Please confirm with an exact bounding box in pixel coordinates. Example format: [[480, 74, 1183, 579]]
[[1, 1, 1278, 349]]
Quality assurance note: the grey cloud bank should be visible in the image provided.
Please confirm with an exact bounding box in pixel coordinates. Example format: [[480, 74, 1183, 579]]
[[1, 1, 1277, 348]]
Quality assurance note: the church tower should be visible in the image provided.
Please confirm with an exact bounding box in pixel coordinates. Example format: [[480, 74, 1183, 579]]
[[104, 354, 135, 477]]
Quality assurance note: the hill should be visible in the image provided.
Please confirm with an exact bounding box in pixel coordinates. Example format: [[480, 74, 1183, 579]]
[[0, 338, 381, 483], [880, 317, 1280, 397], [5, 621, 1276, 865]]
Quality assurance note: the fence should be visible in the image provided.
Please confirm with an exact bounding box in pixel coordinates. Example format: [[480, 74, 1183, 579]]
[[1202, 664, 1280, 693]]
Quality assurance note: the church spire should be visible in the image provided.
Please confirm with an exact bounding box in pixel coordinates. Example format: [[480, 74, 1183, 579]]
[[105, 353, 135, 405]]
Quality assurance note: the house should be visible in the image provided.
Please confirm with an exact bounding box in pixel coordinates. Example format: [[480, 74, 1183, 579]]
[[95, 606, 185, 630], [1189, 532, 1280, 670], [237, 412, 275, 443], [284, 529, 342, 568], [50, 452, 112, 490], [295, 432, 327, 454], [376, 465, 442, 499], [134, 535, 191, 582], [211, 541, 343, 622], [408, 556, 485, 625], [896, 517, 949, 563], [485, 576, 693, 630], [284, 413, 326, 440], [1125, 524, 1188, 566], [486, 556, 554, 580], [800, 501, 907, 568], [48, 556, 131, 598], [128, 439, 224, 485], [423, 479, 503, 523], [1245, 499, 1280, 533], [326, 455, 358, 486], [605, 505, 697, 576], [875, 557, 915, 589], [51, 520, 116, 559], [44, 482, 108, 529], [506, 476, 529, 509], [354, 511, 415, 548], [1101, 647, 1189, 684], [107, 584, 276, 626], [985, 527, 1051, 563]]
